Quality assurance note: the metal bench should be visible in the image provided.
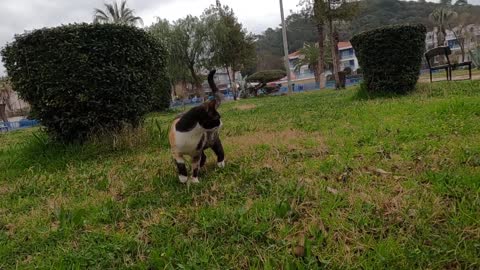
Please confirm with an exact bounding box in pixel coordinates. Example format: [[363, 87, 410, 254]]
[[425, 46, 472, 82]]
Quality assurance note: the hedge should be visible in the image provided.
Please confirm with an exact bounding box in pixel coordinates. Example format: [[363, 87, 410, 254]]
[[246, 70, 286, 83], [351, 24, 427, 94], [1, 23, 170, 142]]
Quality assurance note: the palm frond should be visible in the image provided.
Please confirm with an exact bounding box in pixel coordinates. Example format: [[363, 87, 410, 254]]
[[93, 9, 110, 24], [92, 0, 143, 26], [113, 1, 120, 22], [120, 0, 128, 14]]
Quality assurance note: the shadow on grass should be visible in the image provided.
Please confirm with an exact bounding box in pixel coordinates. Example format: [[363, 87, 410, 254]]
[[352, 83, 408, 100]]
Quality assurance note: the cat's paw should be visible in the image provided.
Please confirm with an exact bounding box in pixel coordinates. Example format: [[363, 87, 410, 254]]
[[178, 175, 188, 184], [217, 161, 225, 168], [190, 177, 200, 184]]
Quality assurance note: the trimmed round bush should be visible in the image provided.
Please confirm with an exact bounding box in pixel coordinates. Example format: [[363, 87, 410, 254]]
[[246, 70, 286, 83], [351, 24, 426, 94], [1, 23, 169, 142]]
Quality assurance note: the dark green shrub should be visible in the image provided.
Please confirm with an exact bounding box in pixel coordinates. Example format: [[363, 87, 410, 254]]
[[151, 75, 171, 112], [351, 24, 426, 94], [246, 70, 286, 83], [1, 23, 169, 142]]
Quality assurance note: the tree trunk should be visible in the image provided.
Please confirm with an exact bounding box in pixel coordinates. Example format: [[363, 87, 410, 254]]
[[450, 26, 466, 62], [226, 66, 239, 101], [188, 65, 204, 97], [171, 82, 177, 101], [313, 65, 320, 84], [231, 70, 238, 100], [435, 28, 446, 64], [0, 104, 7, 123], [329, 20, 341, 89], [253, 83, 265, 96], [316, 23, 326, 89]]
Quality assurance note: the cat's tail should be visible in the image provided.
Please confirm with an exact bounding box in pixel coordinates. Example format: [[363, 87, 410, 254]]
[[208, 69, 219, 94], [208, 69, 222, 107]]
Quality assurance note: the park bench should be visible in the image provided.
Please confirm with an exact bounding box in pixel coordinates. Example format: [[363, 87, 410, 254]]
[[425, 46, 472, 82]]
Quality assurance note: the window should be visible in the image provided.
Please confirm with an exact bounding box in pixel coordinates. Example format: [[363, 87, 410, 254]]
[[349, 60, 355, 66]]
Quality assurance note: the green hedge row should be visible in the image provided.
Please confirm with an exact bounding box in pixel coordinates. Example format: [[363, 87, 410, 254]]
[[1, 23, 170, 142], [351, 24, 427, 94]]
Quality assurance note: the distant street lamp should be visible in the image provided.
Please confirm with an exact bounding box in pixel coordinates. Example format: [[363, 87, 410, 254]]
[[279, 0, 293, 94]]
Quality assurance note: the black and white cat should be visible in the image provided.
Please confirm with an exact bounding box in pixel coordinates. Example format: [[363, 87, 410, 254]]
[[168, 70, 225, 184]]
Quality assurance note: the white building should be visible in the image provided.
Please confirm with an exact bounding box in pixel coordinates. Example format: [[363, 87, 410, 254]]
[[0, 80, 29, 117], [426, 24, 480, 63], [287, 41, 360, 81]]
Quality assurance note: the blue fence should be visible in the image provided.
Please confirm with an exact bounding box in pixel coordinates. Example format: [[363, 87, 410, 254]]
[[169, 76, 364, 108], [0, 119, 39, 132], [170, 93, 237, 108], [279, 76, 363, 93]]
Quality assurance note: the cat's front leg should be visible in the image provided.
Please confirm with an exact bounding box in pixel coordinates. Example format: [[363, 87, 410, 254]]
[[212, 139, 225, 168], [191, 155, 201, 184]]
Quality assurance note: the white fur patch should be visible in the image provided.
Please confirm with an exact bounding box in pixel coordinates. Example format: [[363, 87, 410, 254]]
[[178, 175, 188, 183], [190, 177, 200, 184], [217, 161, 225, 168], [174, 123, 205, 155]]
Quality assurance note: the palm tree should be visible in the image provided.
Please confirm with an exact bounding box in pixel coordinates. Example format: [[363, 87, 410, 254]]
[[429, 7, 458, 47], [440, 0, 468, 5], [294, 43, 332, 84], [454, 0, 468, 6], [93, 0, 143, 26]]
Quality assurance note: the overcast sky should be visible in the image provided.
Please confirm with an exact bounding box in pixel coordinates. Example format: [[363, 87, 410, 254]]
[[0, 0, 302, 75], [1, 0, 479, 75]]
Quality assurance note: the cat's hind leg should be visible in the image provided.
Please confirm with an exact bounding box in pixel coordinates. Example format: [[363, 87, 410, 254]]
[[200, 151, 207, 168], [173, 153, 188, 183], [191, 154, 202, 184]]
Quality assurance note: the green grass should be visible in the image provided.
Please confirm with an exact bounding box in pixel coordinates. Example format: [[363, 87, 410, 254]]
[[1, 81, 480, 269], [419, 68, 480, 81]]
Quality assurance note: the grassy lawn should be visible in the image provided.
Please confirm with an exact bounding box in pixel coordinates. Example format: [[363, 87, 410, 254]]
[[1, 81, 479, 269]]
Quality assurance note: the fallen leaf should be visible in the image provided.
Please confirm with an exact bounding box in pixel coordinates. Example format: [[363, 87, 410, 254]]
[[374, 168, 392, 175], [327, 187, 339, 195], [293, 245, 305, 257]]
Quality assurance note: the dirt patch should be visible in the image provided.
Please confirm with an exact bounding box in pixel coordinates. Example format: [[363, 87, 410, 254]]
[[226, 129, 324, 149], [0, 184, 11, 195], [234, 104, 257, 111]]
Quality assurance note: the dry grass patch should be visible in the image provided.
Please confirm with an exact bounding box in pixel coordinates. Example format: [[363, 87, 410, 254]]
[[225, 129, 327, 171], [234, 104, 257, 111]]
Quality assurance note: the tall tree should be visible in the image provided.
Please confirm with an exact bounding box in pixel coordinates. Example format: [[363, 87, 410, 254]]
[[204, 1, 256, 100], [93, 0, 143, 26], [294, 42, 333, 84], [171, 16, 209, 96], [148, 18, 191, 98], [429, 7, 457, 47], [301, 0, 328, 89], [325, 0, 360, 89]]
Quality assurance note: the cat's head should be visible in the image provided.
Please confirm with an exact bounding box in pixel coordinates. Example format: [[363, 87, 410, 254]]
[[198, 99, 221, 130]]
